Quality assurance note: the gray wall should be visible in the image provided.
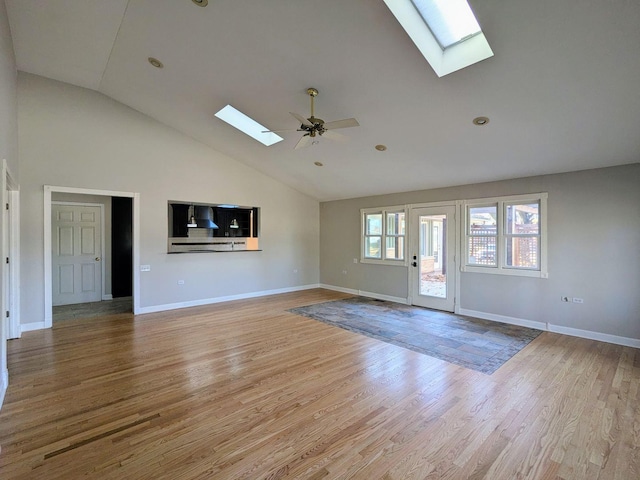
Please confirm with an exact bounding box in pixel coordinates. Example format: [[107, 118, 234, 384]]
[[0, 0, 17, 179], [320, 164, 640, 340], [18, 73, 320, 325]]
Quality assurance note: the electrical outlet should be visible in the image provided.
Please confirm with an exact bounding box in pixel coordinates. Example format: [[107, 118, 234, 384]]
[[572, 297, 584, 304], [561, 296, 570, 302], [177, 280, 185, 285], [140, 265, 151, 272], [293, 269, 298, 273], [342, 270, 348, 275], [353, 258, 358, 264]]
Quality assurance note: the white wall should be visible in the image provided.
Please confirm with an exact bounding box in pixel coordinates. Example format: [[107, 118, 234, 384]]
[[0, 0, 17, 406], [18, 73, 319, 326], [320, 164, 640, 343]]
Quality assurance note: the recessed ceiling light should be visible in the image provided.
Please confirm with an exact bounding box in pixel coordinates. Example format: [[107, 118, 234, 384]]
[[148, 57, 163, 69], [191, 0, 208, 6], [314, 161, 324, 167], [375, 144, 388, 151], [215, 105, 283, 146], [473, 116, 489, 126]]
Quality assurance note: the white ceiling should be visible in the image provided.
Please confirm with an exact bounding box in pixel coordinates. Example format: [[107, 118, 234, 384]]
[[6, 0, 640, 201]]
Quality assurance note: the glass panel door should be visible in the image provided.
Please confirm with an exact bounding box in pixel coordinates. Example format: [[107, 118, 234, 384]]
[[410, 205, 456, 311]]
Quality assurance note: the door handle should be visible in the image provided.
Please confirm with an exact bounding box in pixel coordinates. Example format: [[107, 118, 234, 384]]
[[95, 257, 101, 261], [411, 261, 417, 267]]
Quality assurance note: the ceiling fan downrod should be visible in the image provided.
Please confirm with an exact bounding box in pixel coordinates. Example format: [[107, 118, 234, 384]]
[[307, 87, 318, 121]]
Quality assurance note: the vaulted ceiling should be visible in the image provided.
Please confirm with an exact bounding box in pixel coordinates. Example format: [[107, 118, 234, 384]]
[[6, 0, 640, 201]]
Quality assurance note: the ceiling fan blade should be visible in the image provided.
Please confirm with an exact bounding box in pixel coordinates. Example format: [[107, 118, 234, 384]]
[[323, 118, 360, 130], [290, 112, 313, 127], [294, 134, 313, 150], [261, 128, 298, 133], [322, 130, 348, 142]]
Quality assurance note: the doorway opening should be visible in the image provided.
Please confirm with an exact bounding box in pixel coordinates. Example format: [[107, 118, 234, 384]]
[[44, 186, 140, 328]]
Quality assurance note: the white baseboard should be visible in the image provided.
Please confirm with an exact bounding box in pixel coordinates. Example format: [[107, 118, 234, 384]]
[[19, 285, 640, 349], [21, 321, 46, 333], [459, 308, 640, 348], [319, 284, 408, 305], [0, 367, 8, 409], [137, 284, 321, 315], [458, 308, 547, 331], [358, 290, 409, 305], [319, 284, 359, 295], [102, 294, 113, 301], [548, 324, 640, 349]]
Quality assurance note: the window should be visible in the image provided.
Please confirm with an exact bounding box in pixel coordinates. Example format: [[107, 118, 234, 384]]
[[505, 202, 540, 269], [463, 193, 547, 277], [215, 105, 283, 146], [410, 0, 481, 49], [467, 204, 497, 267], [363, 212, 383, 259], [382, 0, 493, 77], [361, 207, 407, 264]]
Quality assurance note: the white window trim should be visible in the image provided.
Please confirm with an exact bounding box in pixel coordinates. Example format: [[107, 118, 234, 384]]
[[361, 205, 408, 266], [461, 193, 548, 278]]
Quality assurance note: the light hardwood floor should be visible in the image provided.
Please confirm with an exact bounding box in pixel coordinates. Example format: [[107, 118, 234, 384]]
[[0, 289, 638, 479]]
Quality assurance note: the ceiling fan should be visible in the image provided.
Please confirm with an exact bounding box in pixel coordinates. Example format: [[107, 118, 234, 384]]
[[267, 88, 360, 149]]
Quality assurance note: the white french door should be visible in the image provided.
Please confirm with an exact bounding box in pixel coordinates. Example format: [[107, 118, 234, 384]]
[[409, 205, 456, 312]]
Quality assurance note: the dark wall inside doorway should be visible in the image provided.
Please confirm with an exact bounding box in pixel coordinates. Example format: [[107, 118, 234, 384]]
[[111, 197, 133, 298]]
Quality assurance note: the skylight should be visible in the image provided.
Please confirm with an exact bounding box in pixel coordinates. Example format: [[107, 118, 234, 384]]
[[410, 0, 481, 49], [383, 0, 493, 77], [215, 105, 283, 146]]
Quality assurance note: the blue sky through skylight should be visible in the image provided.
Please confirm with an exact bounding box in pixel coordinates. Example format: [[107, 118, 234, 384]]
[[410, 0, 481, 49], [215, 105, 283, 146]]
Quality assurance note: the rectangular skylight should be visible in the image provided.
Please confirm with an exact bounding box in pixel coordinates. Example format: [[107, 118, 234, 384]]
[[215, 105, 283, 146], [383, 0, 493, 77], [410, 0, 481, 49]]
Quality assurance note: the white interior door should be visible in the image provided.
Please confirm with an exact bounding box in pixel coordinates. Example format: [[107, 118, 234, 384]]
[[410, 205, 456, 312], [52, 204, 102, 306]]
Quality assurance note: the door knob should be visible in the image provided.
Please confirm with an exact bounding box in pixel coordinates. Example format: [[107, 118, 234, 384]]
[[412, 261, 417, 267], [95, 257, 101, 261]]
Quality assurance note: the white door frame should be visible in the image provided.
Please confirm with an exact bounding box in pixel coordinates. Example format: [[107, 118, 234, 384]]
[[1, 159, 19, 407], [5, 165, 19, 339], [51, 201, 105, 305], [407, 201, 462, 313], [44, 185, 141, 328]]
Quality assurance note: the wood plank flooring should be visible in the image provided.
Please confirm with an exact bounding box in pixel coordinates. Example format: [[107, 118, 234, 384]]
[[0, 289, 638, 479]]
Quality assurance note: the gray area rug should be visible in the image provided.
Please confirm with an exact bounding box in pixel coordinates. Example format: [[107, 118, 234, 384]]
[[289, 296, 542, 374]]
